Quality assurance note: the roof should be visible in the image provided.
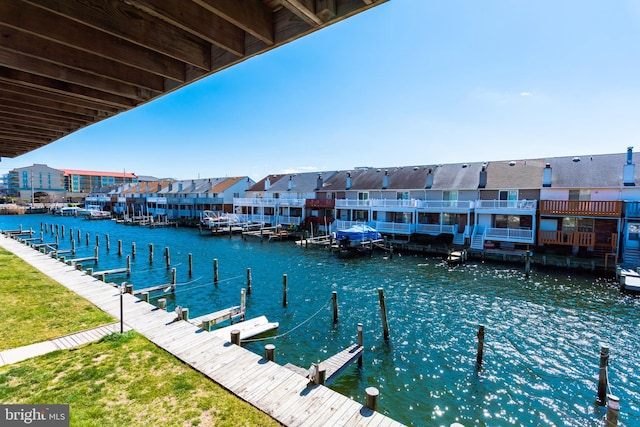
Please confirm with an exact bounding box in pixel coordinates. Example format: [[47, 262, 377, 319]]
[[61, 169, 137, 178], [484, 158, 546, 189], [545, 152, 640, 188], [265, 171, 338, 193], [0, 0, 386, 158]]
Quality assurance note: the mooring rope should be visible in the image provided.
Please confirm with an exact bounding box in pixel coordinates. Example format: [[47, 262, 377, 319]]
[[149, 274, 245, 298], [605, 364, 614, 397], [242, 300, 331, 343]]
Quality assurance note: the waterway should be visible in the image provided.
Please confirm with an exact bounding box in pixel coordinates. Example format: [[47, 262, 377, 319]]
[[1, 214, 639, 427]]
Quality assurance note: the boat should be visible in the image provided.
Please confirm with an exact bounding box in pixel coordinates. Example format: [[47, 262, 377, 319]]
[[87, 210, 112, 220], [619, 268, 640, 294], [336, 224, 382, 248], [54, 205, 82, 216]]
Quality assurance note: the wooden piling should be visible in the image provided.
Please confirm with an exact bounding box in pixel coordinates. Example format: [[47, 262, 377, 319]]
[[157, 298, 167, 310], [597, 344, 610, 406], [358, 323, 363, 367], [131, 242, 136, 259], [213, 259, 219, 284], [525, 246, 531, 278], [71, 239, 75, 255], [282, 274, 288, 308], [86, 268, 93, 276], [105, 234, 110, 251], [231, 329, 241, 345], [69, 228, 72, 239], [149, 243, 154, 264], [126, 255, 131, 276], [378, 288, 390, 341], [171, 267, 176, 291], [85, 232, 89, 246], [77, 229, 80, 242], [476, 325, 485, 368], [606, 395, 620, 427], [165, 247, 170, 269], [94, 246, 99, 263], [311, 363, 326, 385], [264, 344, 275, 362], [247, 268, 252, 295], [365, 387, 379, 411], [95, 234, 99, 247], [125, 283, 134, 294], [332, 291, 338, 324], [240, 288, 246, 321], [140, 292, 149, 303], [118, 240, 122, 256]]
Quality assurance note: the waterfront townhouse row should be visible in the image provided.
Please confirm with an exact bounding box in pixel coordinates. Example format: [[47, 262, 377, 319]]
[[85, 148, 640, 266]]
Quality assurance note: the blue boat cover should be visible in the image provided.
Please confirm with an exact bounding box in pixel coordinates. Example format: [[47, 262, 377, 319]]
[[336, 224, 381, 242]]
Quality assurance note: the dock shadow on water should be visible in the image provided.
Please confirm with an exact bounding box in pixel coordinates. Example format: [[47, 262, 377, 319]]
[[2, 214, 640, 427]]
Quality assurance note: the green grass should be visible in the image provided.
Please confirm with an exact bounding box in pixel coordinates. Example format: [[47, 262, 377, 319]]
[[0, 247, 281, 426], [0, 248, 114, 350], [0, 331, 280, 427]]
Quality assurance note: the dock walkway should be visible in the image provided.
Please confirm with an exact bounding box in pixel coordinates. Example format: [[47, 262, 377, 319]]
[[0, 234, 403, 427]]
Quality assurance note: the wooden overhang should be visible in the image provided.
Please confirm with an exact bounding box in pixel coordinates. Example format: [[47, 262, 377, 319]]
[[0, 0, 386, 158]]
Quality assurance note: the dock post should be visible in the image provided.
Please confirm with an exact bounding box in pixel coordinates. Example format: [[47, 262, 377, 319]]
[[525, 246, 531, 278], [231, 329, 241, 345], [358, 323, 364, 367], [365, 387, 379, 411], [98, 273, 105, 282], [141, 292, 149, 303], [126, 255, 131, 276], [86, 267, 93, 276], [171, 268, 176, 292], [119, 282, 124, 333], [131, 242, 136, 260], [95, 234, 99, 247], [55, 234, 59, 247], [157, 298, 167, 310], [377, 288, 390, 342], [264, 344, 275, 362], [213, 258, 219, 284], [165, 247, 170, 269], [312, 363, 326, 385], [188, 253, 193, 276], [149, 243, 154, 264], [596, 344, 610, 406], [202, 320, 211, 332], [85, 232, 89, 246], [476, 325, 485, 369], [118, 240, 122, 256], [247, 268, 252, 295], [240, 288, 246, 321], [282, 274, 288, 308], [69, 228, 73, 240], [77, 229, 80, 243], [125, 283, 134, 294], [94, 246, 99, 263], [606, 395, 620, 427], [105, 234, 110, 251], [76, 263, 83, 271], [332, 291, 338, 324]]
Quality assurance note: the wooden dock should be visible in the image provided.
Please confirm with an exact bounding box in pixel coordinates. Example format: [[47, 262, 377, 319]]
[[188, 306, 244, 330], [0, 233, 403, 426], [284, 343, 364, 385], [207, 315, 279, 340]]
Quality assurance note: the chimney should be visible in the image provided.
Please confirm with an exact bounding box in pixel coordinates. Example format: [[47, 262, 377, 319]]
[[624, 147, 635, 186], [178, 182, 183, 192], [425, 169, 433, 189], [382, 170, 390, 189], [168, 183, 173, 191], [265, 177, 271, 190], [157, 182, 161, 192], [478, 165, 487, 188], [191, 180, 196, 191], [208, 178, 212, 190], [316, 174, 323, 191], [346, 172, 352, 190], [542, 163, 552, 187], [288, 175, 294, 191], [246, 177, 251, 190]]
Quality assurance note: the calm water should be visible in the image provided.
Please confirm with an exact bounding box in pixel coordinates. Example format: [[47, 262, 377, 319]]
[[2, 214, 639, 427]]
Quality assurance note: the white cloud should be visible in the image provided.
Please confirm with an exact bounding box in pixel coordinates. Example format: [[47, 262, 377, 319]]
[[520, 92, 533, 97]]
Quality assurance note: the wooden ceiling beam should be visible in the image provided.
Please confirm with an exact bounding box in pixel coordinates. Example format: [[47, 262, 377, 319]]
[[0, 92, 101, 118], [24, 0, 212, 71], [280, 0, 323, 26], [0, 112, 83, 132], [0, 67, 136, 109], [0, 1, 186, 82], [124, 0, 246, 57], [0, 123, 64, 139], [0, 25, 166, 93], [0, 49, 156, 102], [0, 101, 94, 124], [194, 0, 274, 46]]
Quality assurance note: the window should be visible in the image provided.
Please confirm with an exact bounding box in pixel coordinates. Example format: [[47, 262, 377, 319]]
[[443, 190, 458, 201], [396, 192, 410, 200], [499, 190, 518, 200], [358, 192, 369, 201], [569, 190, 591, 201]]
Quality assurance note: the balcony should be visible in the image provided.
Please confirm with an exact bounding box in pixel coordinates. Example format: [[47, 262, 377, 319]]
[[370, 199, 417, 208], [335, 199, 371, 208], [306, 198, 335, 208], [484, 227, 535, 243], [374, 221, 414, 235], [475, 199, 537, 212], [625, 202, 640, 218], [415, 200, 475, 211], [540, 200, 622, 217], [234, 198, 278, 206], [415, 223, 457, 236], [538, 230, 595, 247]]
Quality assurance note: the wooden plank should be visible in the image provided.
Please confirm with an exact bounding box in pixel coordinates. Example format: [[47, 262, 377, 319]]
[[294, 390, 345, 427], [276, 385, 336, 425]]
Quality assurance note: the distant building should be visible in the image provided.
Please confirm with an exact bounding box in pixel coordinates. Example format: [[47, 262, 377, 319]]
[[7, 164, 137, 203]]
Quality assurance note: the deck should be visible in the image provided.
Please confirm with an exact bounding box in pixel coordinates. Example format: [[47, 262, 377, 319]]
[[0, 233, 403, 427]]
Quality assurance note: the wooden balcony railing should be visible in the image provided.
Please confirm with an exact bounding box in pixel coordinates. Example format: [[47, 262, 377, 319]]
[[540, 200, 622, 217], [305, 198, 335, 208], [538, 230, 595, 247]]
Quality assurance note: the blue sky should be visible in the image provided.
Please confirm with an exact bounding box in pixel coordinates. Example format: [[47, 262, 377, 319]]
[[2, 0, 640, 181]]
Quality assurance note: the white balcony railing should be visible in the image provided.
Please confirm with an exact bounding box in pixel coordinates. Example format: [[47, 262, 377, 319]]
[[475, 200, 537, 210], [233, 198, 278, 206], [374, 221, 414, 235], [335, 199, 372, 208], [415, 224, 457, 235], [484, 227, 534, 243], [276, 215, 302, 226], [415, 200, 475, 210], [370, 199, 418, 208]]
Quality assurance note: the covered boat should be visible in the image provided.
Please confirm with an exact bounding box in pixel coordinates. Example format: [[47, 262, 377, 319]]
[[336, 224, 382, 248]]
